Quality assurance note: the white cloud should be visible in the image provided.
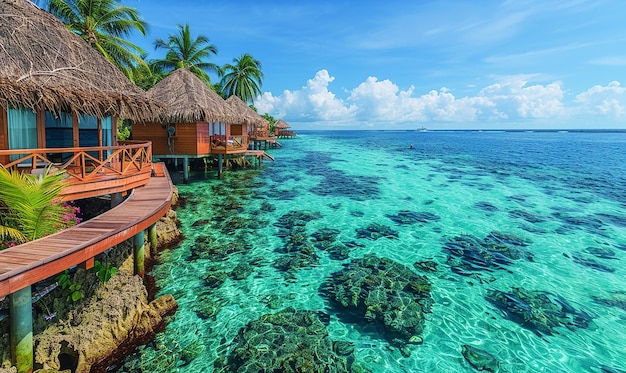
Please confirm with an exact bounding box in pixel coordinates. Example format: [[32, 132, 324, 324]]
[[255, 70, 624, 128], [575, 81, 625, 117], [254, 70, 356, 124]]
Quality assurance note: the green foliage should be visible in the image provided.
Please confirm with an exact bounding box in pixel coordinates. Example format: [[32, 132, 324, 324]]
[[91, 260, 118, 283], [45, 0, 148, 81], [56, 270, 83, 302], [154, 23, 219, 85], [261, 112, 276, 133], [220, 53, 264, 104], [131, 54, 168, 90], [0, 165, 68, 243], [117, 119, 132, 141]]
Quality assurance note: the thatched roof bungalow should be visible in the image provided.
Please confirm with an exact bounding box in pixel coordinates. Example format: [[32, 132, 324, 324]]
[[226, 95, 270, 143], [133, 68, 250, 159], [0, 0, 162, 166], [0, 0, 163, 201], [274, 119, 296, 138]]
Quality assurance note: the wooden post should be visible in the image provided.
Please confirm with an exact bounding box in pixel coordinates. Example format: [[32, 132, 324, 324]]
[[218, 154, 223, 178], [111, 192, 123, 208], [10, 286, 33, 373], [183, 157, 189, 184], [134, 230, 145, 277], [148, 223, 158, 255]]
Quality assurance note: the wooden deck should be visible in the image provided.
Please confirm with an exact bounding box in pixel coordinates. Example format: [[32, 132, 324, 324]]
[[0, 163, 173, 298], [244, 150, 275, 161], [0, 142, 153, 202]]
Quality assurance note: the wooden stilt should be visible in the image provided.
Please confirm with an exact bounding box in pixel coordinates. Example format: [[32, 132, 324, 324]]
[[111, 192, 123, 208], [183, 157, 189, 184], [218, 154, 223, 178], [10, 286, 32, 373], [134, 230, 145, 277]]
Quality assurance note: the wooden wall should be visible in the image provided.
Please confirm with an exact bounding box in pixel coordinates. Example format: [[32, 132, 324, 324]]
[[132, 122, 170, 155], [132, 121, 215, 157]]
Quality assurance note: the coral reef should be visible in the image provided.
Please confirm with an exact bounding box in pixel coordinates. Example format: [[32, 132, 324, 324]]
[[385, 210, 440, 225], [461, 344, 500, 372], [272, 211, 323, 275], [322, 255, 432, 356], [443, 231, 533, 275], [485, 287, 593, 336], [355, 223, 399, 240], [214, 307, 368, 373]]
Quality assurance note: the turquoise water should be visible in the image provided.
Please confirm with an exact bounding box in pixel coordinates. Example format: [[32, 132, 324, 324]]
[[120, 130, 626, 372]]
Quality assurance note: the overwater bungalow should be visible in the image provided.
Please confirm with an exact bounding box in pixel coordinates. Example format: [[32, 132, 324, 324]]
[[274, 119, 296, 138], [132, 68, 272, 180], [0, 0, 165, 201], [225, 95, 274, 149], [0, 0, 172, 371]]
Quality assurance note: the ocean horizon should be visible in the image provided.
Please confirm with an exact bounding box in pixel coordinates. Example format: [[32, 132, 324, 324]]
[[119, 129, 626, 372]]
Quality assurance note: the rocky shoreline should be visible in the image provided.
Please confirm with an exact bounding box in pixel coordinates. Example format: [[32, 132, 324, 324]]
[[0, 188, 183, 373]]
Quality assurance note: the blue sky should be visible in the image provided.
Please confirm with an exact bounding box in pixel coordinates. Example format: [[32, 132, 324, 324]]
[[127, 0, 626, 130]]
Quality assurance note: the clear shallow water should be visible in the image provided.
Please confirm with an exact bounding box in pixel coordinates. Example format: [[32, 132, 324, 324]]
[[120, 130, 626, 372]]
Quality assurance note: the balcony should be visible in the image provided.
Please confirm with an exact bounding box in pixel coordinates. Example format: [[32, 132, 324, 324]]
[[0, 141, 153, 201]]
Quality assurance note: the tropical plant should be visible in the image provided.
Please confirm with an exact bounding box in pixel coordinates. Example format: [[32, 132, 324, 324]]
[[220, 53, 264, 104], [261, 112, 276, 133], [153, 23, 220, 85], [44, 0, 148, 81], [91, 260, 118, 283], [0, 166, 68, 243], [131, 54, 168, 90], [56, 269, 83, 302]]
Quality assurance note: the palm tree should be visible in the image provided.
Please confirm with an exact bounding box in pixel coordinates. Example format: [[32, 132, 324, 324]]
[[131, 54, 168, 90], [153, 23, 219, 85], [0, 166, 68, 245], [220, 53, 264, 104], [44, 0, 148, 80]]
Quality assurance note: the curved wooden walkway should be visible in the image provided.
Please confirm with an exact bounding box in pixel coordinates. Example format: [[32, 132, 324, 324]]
[[0, 163, 173, 299]]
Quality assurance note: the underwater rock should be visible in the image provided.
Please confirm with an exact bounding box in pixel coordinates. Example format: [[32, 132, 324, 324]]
[[565, 252, 615, 273], [413, 260, 439, 273], [485, 287, 593, 336], [583, 246, 616, 259], [324, 243, 352, 261], [214, 307, 368, 373], [34, 273, 177, 373], [592, 291, 626, 312], [273, 251, 320, 274], [229, 263, 254, 280], [260, 201, 276, 212], [443, 232, 533, 276], [322, 255, 432, 355], [385, 210, 441, 225], [311, 228, 341, 245], [461, 344, 500, 372], [274, 210, 323, 230], [600, 365, 626, 373], [508, 209, 546, 223], [204, 271, 228, 288], [473, 202, 499, 212], [355, 223, 399, 240]]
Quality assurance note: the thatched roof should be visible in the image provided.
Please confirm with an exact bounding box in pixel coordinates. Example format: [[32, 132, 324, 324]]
[[274, 119, 291, 129], [225, 95, 268, 128], [146, 68, 238, 124], [0, 0, 163, 121]]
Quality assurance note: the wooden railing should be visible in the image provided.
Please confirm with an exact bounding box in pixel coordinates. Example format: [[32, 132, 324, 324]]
[[0, 142, 153, 200], [210, 135, 249, 153], [250, 130, 269, 140]]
